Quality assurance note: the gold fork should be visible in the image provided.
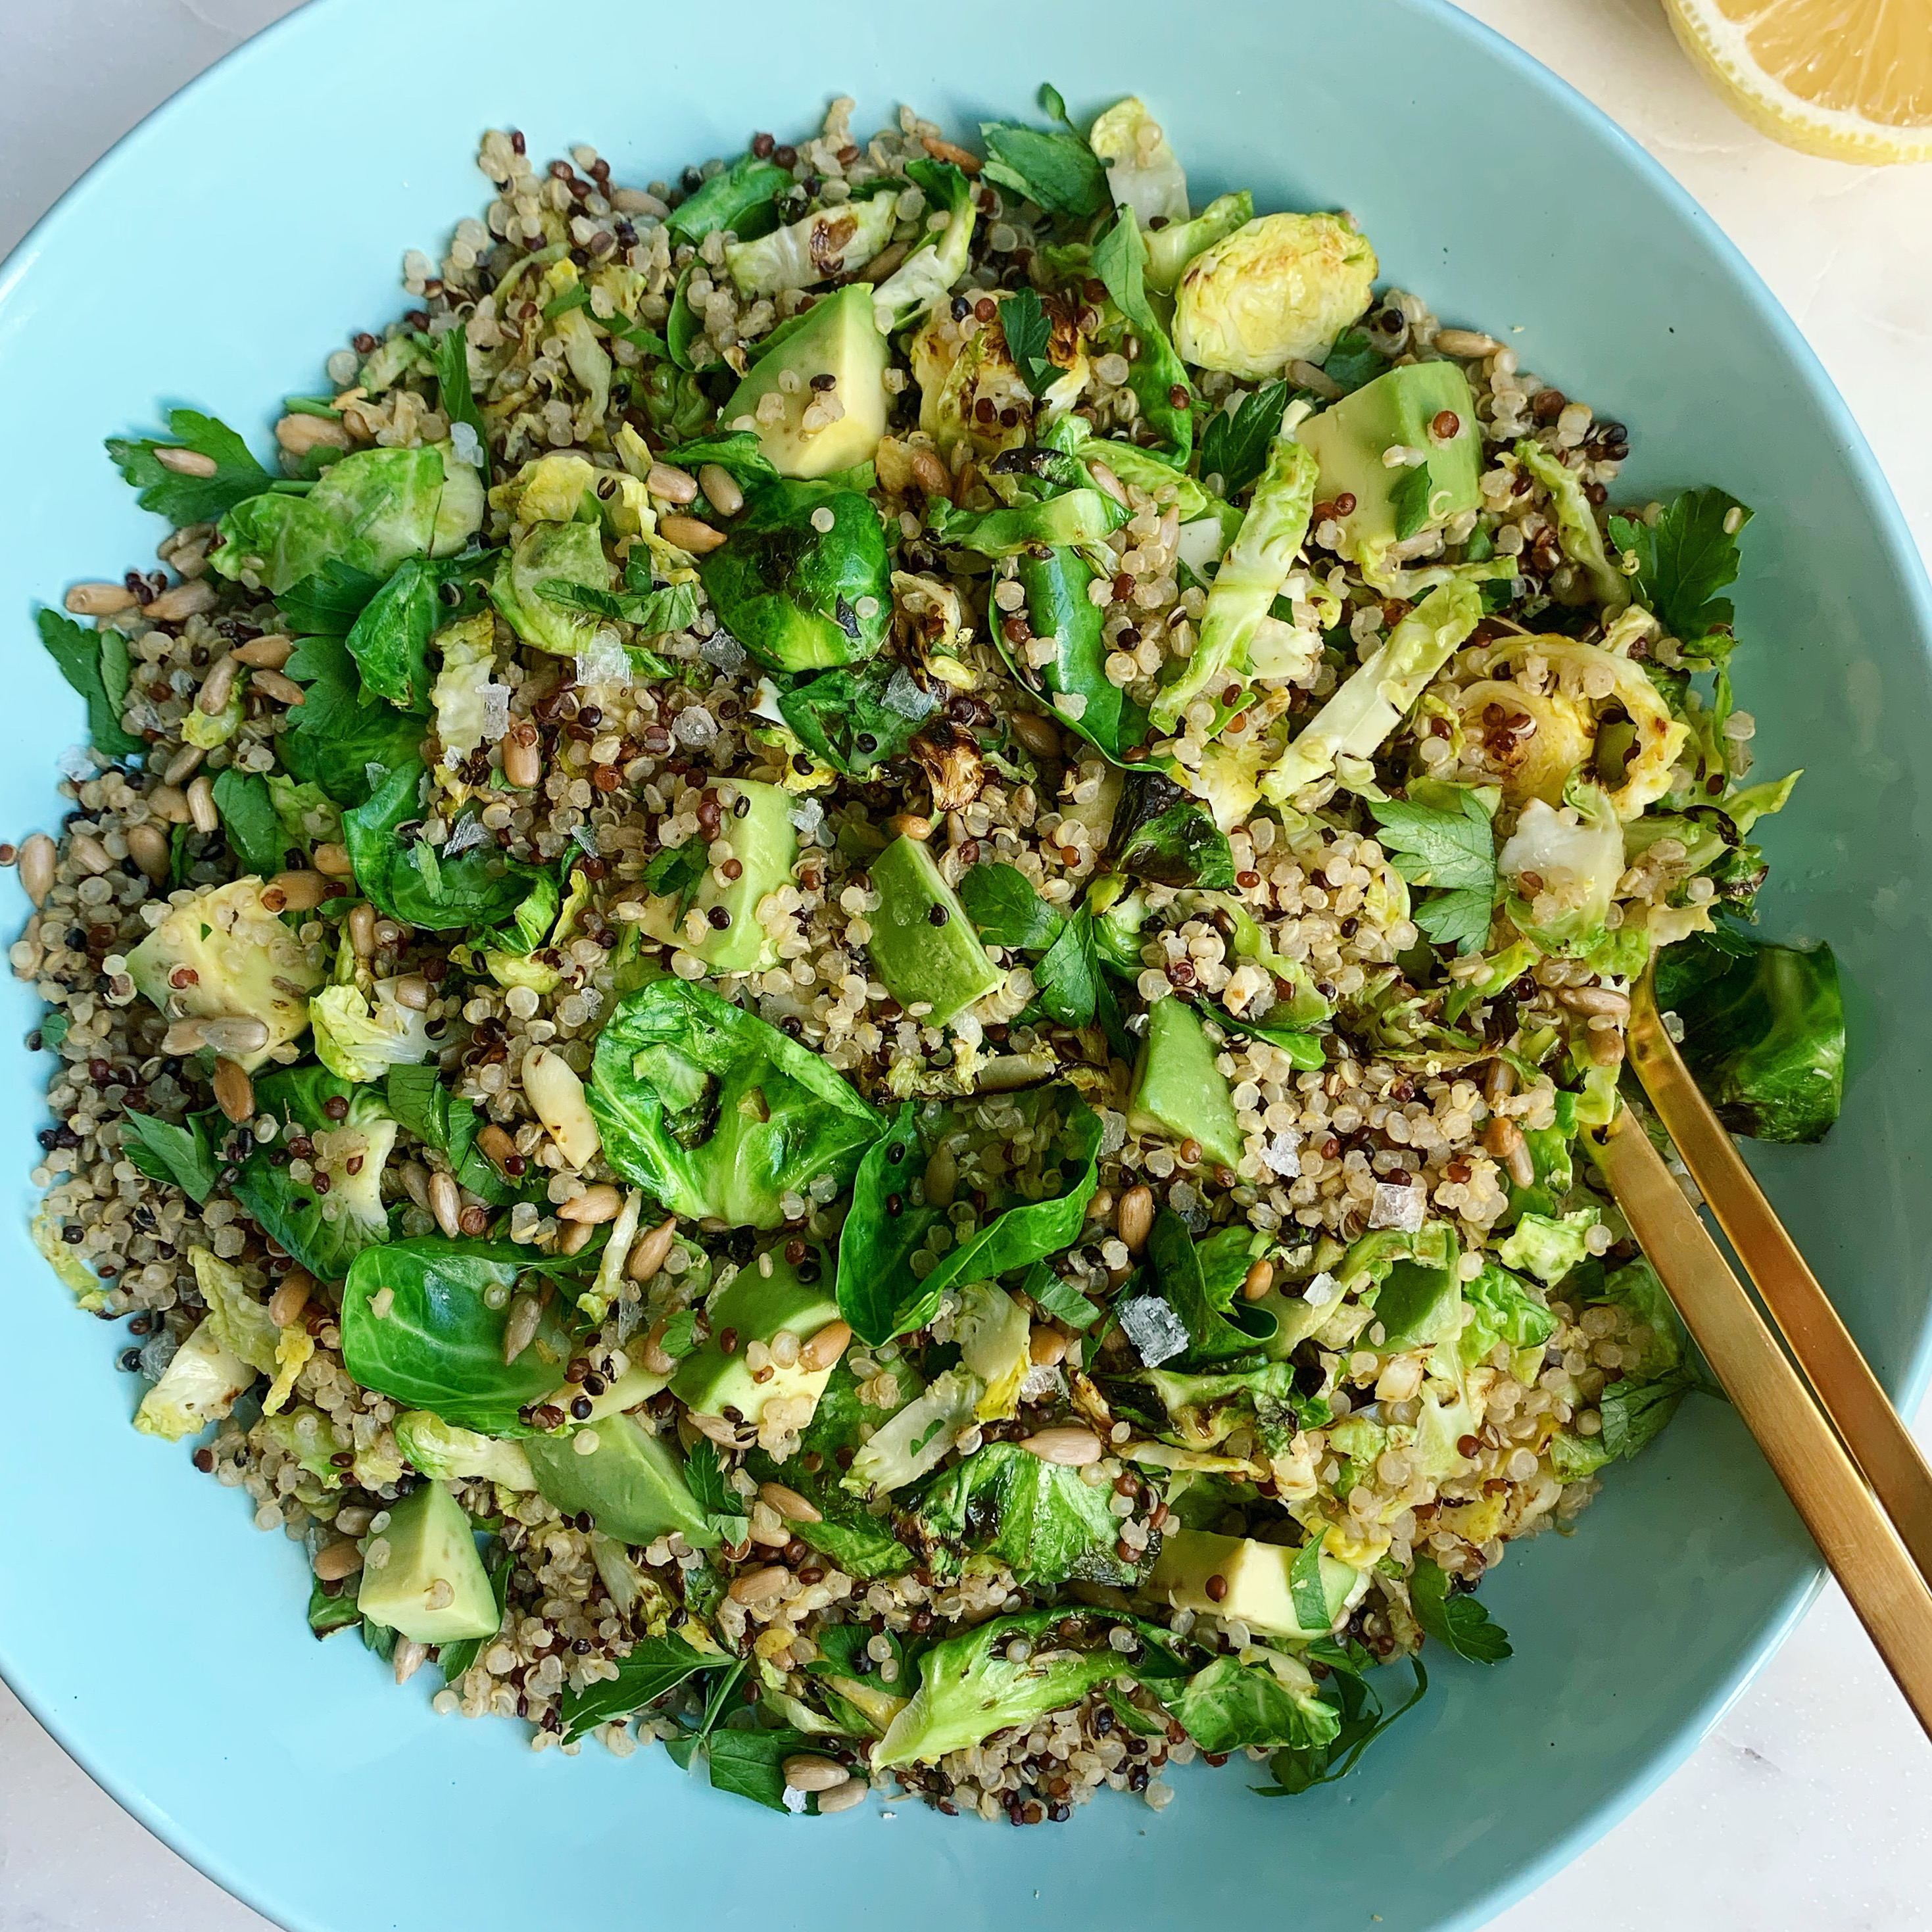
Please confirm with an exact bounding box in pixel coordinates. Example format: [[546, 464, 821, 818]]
[[1585, 965, 1932, 1738]]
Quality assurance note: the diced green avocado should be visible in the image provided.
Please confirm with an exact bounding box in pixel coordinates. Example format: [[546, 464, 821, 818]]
[[637, 779, 798, 974], [724, 285, 890, 479], [671, 1244, 840, 1426], [356, 1479, 498, 1643], [865, 835, 1002, 1026], [1126, 997, 1244, 1171], [1146, 1527, 1363, 1639], [1295, 362, 1482, 563], [127, 878, 326, 1072], [523, 1413, 718, 1549]]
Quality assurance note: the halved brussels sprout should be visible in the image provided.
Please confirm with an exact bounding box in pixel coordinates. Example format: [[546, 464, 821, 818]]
[[1174, 213, 1378, 381]]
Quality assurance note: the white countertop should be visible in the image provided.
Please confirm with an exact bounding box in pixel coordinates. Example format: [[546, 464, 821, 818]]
[[3, 2, 1930, 1926]]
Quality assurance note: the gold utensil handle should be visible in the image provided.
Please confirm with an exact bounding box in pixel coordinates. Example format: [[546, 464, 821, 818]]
[[1590, 1109, 1932, 1739], [1628, 972, 1932, 1585]]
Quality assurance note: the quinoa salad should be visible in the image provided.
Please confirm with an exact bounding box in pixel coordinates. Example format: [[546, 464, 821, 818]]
[[13, 87, 1846, 1823]]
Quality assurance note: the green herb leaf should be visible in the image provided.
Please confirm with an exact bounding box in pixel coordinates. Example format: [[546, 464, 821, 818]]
[[1159, 1654, 1342, 1756], [979, 85, 1111, 224], [1020, 1259, 1101, 1330], [1609, 487, 1752, 659], [956, 863, 1065, 952], [1256, 1646, 1429, 1797], [384, 1063, 519, 1207], [34, 610, 145, 760], [1389, 464, 1434, 541], [1409, 1558, 1513, 1664], [706, 1726, 831, 1814], [278, 560, 387, 636], [118, 1111, 218, 1203], [1318, 326, 1383, 397], [666, 263, 702, 373], [639, 838, 708, 918], [1597, 1371, 1693, 1461], [541, 574, 700, 635], [1370, 790, 1497, 955], [558, 1631, 713, 1741], [307, 1575, 363, 1640], [666, 155, 792, 245], [997, 287, 1059, 398], [1197, 381, 1292, 498], [37, 1013, 70, 1052], [209, 769, 285, 877], [431, 323, 490, 485], [1033, 911, 1101, 1026], [106, 409, 274, 525], [279, 634, 429, 806]]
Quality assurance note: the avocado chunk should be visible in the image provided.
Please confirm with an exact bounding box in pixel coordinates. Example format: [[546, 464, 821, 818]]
[[724, 285, 889, 479], [865, 835, 1002, 1026], [523, 1413, 718, 1549], [356, 1479, 498, 1643], [128, 878, 326, 1071], [1126, 997, 1244, 1171], [671, 1243, 840, 1426], [637, 779, 798, 974], [1295, 362, 1482, 565], [1146, 1527, 1363, 1639]]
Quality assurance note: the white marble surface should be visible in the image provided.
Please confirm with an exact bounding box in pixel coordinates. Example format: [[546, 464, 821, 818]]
[[3, 2, 1930, 1927]]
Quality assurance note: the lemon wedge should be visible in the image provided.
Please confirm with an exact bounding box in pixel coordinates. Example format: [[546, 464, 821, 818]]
[[1664, 0, 1932, 164]]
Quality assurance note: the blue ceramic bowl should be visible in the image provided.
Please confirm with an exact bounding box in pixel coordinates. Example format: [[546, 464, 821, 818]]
[[3, 3, 1929, 1927]]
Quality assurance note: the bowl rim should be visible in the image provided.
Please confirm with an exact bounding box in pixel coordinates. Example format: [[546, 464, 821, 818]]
[[3, 2, 1929, 1928]]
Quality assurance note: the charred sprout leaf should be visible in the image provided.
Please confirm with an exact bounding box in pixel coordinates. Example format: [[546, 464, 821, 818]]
[[1197, 379, 1292, 498], [1409, 1559, 1512, 1664], [978, 85, 1111, 225], [996, 287, 1060, 398], [696, 479, 890, 673], [280, 634, 429, 805], [1608, 487, 1752, 661], [345, 758, 541, 930], [35, 610, 144, 760], [1147, 1212, 1276, 1364], [925, 489, 1127, 555], [1652, 926, 1845, 1143], [666, 263, 703, 372], [1370, 789, 1497, 955], [1157, 1656, 1343, 1756], [588, 979, 884, 1228], [1112, 769, 1238, 887], [558, 1631, 712, 1741], [339, 1239, 576, 1434], [915, 1441, 1142, 1587], [836, 1098, 1103, 1345], [384, 1063, 518, 1207], [957, 862, 1066, 951], [1256, 1646, 1428, 1797], [345, 556, 442, 708], [211, 447, 447, 596], [666, 155, 792, 245], [307, 1575, 363, 1640], [876, 1608, 1180, 1768], [778, 660, 940, 778], [118, 1111, 218, 1203], [106, 408, 274, 525], [209, 769, 286, 877]]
